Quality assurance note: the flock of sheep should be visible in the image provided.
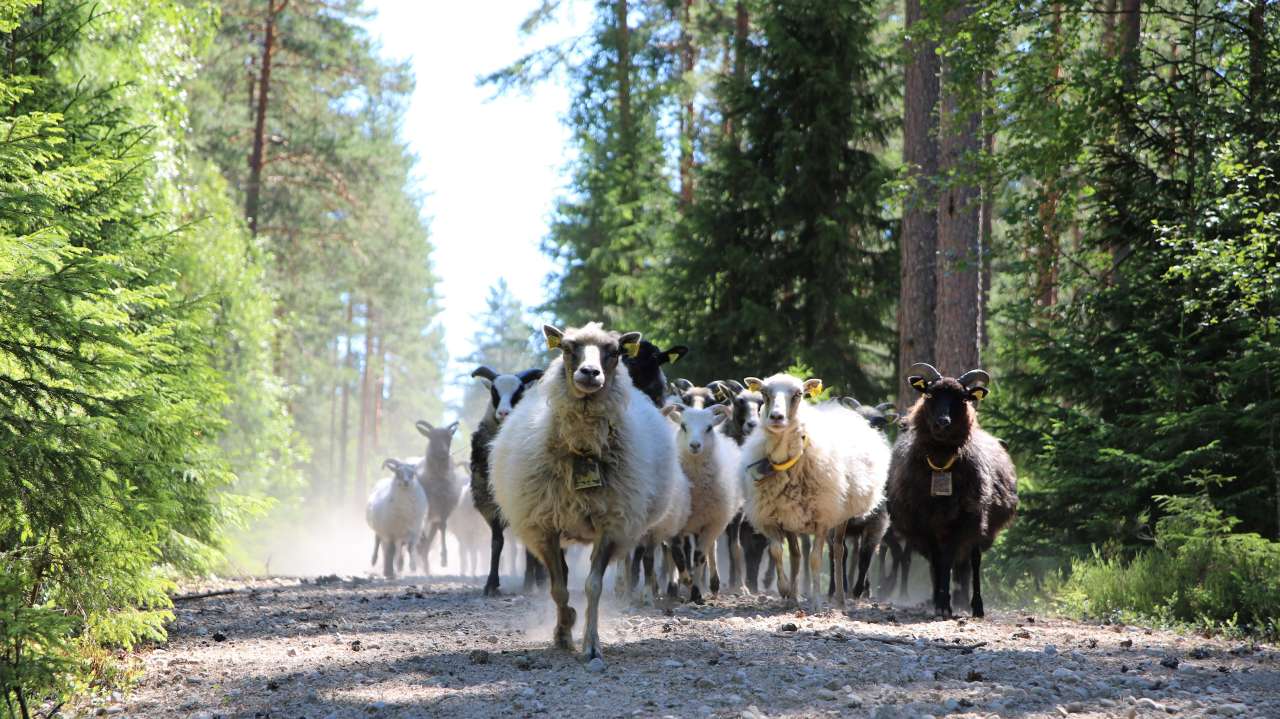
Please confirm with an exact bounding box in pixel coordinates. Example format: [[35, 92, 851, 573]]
[[365, 322, 1019, 670]]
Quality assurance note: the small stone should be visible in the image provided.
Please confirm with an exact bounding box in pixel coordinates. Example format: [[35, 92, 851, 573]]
[[287, 648, 297, 657], [779, 622, 798, 632], [585, 657, 606, 673], [1136, 698, 1166, 712], [1120, 639, 1134, 649], [1190, 647, 1212, 660], [365, 700, 387, 713], [469, 649, 490, 665], [663, 659, 684, 669], [825, 678, 842, 690], [1160, 656, 1181, 670], [1053, 668, 1080, 683], [1216, 704, 1247, 716], [846, 693, 864, 707], [212, 632, 227, 642], [817, 689, 837, 701], [350, 639, 362, 651], [966, 670, 984, 682], [1065, 702, 1086, 713], [1044, 644, 1059, 656], [944, 698, 961, 711]]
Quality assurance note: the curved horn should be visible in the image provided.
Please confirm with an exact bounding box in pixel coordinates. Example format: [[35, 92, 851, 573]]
[[415, 420, 434, 436], [517, 368, 544, 384], [909, 362, 943, 382], [383, 458, 401, 471], [673, 378, 694, 392], [957, 369, 991, 389], [724, 379, 744, 394], [471, 366, 498, 381], [838, 396, 862, 411]]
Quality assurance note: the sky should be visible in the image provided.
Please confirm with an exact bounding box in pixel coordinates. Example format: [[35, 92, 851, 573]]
[[363, 2, 592, 403]]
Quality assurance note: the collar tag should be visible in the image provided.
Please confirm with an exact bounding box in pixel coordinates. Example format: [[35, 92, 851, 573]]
[[931, 470, 953, 497], [747, 457, 774, 484], [573, 455, 603, 490]]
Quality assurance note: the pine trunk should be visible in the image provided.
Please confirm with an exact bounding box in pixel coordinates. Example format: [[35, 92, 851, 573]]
[[246, 0, 278, 236], [338, 299, 353, 504], [679, 0, 696, 208], [935, 1, 983, 375], [616, 0, 631, 154], [354, 300, 375, 506], [898, 0, 940, 408]]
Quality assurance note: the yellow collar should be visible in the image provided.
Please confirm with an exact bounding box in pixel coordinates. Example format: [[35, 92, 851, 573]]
[[770, 435, 809, 472], [926, 453, 957, 472]]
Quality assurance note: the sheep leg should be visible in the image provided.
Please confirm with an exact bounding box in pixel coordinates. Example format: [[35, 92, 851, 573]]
[[581, 537, 617, 666], [724, 512, 742, 590], [382, 539, 397, 580], [768, 539, 791, 601], [672, 538, 694, 601], [799, 534, 813, 590], [952, 556, 971, 610], [854, 532, 877, 599], [536, 532, 575, 651], [787, 533, 803, 602], [662, 542, 682, 600], [898, 549, 912, 600], [483, 516, 504, 596], [740, 521, 766, 593], [969, 547, 985, 618], [831, 523, 848, 610], [806, 530, 823, 613], [929, 543, 954, 618], [522, 550, 544, 592], [417, 527, 434, 575], [704, 532, 720, 598], [612, 556, 630, 599], [642, 542, 658, 604], [371, 537, 380, 567], [628, 545, 644, 594], [688, 539, 707, 605], [439, 519, 448, 567]]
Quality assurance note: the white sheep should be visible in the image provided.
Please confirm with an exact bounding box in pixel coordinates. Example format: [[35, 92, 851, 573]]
[[739, 374, 890, 612], [491, 322, 682, 668], [661, 402, 743, 600], [366, 459, 428, 580], [450, 481, 490, 578], [413, 419, 462, 573]]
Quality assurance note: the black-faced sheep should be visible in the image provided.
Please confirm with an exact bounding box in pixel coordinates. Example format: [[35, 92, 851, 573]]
[[468, 365, 546, 596], [491, 323, 682, 668], [367, 459, 428, 580], [622, 340, 687, 407], [886, 363, 1018, 618], [740, 374, 890, 611], [413, 419, 462, 573]]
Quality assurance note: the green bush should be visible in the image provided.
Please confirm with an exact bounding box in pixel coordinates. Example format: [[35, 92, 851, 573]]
[[1059, 491, 1280, 637]]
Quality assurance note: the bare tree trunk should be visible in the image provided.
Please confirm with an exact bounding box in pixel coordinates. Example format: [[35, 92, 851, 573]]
[[724, 1, 748, 141], [355, 300, 375, 506], [338, 299, 353, 504], [935, 1, 983, 375], [246, 0, 283, 236], [1107, 0, 1142, 279], [979, 70, 995, 349], [898, 0, 940, 408], [371, 336, 384, 461], [1035, 5, 1063, 309], [679, 0, 697, 208], [326, 337, 338, 499]]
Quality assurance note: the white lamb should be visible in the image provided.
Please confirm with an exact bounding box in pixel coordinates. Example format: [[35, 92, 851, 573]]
[[661, 402, 743, 601], [739, 373, 890, 612], [366, 459, 428, 580], [491, 322, 682, 669], [450, 473, 490, 578]]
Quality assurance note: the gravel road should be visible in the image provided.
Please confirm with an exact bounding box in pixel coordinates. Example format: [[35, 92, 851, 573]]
[[101, 575, 1279, 718]]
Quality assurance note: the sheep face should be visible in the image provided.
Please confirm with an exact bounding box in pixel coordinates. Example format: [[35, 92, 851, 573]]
[[622, 340, 686, 394], [474, 367, 543, 424], [905, 366, 990, 445], [752, 374, 823, 434], [662, 403, 729, 455], [838, 397, 898, 431], [544, 323, 641, 398], [415, 419, 459, 448], [732, 389, 763, 435], [383, 459, 417, 489]]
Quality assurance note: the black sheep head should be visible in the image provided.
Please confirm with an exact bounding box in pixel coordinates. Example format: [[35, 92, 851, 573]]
[[471, 365, 544, 424], [623, 341, 687, 396], [905, 363, 990, 445]]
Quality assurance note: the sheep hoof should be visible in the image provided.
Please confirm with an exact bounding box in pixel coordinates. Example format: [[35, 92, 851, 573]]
[[709, 576, 720, 595], [689, 586, 704, 605], [971, 600, 985, 618], [482, 583, 501, 597], [554, 628, 574, 650], [584, 656, 607, 673]]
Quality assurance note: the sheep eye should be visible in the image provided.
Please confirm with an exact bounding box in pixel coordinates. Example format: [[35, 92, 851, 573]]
[[704, 426, 712, 434]]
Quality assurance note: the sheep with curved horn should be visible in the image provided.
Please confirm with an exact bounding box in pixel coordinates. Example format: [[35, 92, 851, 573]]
[[886, 363, 1018, 617], [413, 419, 462, 574]]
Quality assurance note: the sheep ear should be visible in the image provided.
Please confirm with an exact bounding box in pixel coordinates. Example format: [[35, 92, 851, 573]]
[[447, 421, 459, 434], [803, 378, 824, 398], [619, 331, 643, 358], [744, 377, 763, 392], [415, 420, 433, 436], [518, 368, 544, 384], [958, 369, 991, 401], [471, 366, 498, 381], [724, 379, 744, 394], [383, 459, 400, 471], [477, 377, 493, 389], [660, 404, 682, 422], [662, 345, 688, 365], [673, 378, 693, 392], [543, 324, 564, 350], [838, 396, 861, 411], [711, 404, 732, 425], [876, 402, 899, 423], [908, 375, 930, 393]]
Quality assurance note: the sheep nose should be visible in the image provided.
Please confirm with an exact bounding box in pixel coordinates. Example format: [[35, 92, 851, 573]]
[[496, 409, 510, 420], [769, 410, 784, 420], [579, 366, 601, 378], [936, 415, 951, 428], [689, 441, 702, 453]]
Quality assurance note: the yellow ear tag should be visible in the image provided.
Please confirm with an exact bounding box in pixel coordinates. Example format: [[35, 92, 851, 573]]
[[911, 378, 927, 390], [546, 334, 561, 350], [667, 352, 682, 364], [805, 381, 823, 398], [623, 342, 640, 358], [746, 379, 762, 391], [971, 387, 988, 400]]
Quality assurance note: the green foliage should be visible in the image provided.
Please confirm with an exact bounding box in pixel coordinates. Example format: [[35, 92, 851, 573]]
[[1059, 491, 1280, 637]]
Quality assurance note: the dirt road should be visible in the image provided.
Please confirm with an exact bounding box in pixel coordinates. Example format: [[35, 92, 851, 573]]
[[105, 576, 1278, 718]]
